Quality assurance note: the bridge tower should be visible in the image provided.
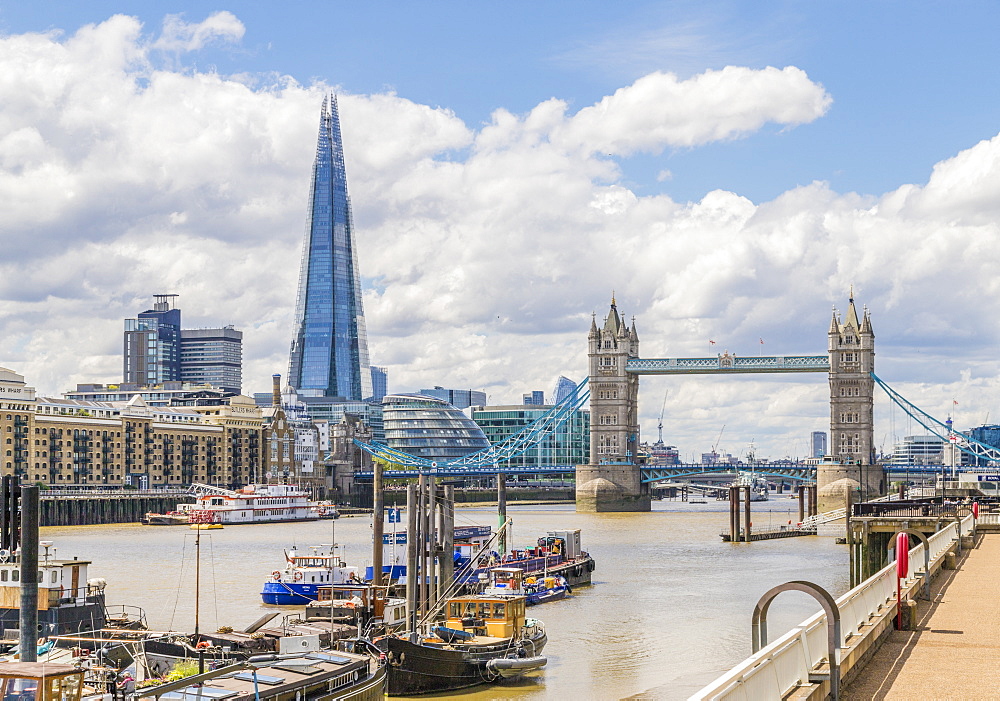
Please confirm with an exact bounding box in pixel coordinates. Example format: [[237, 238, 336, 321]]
[[576, 297, 651, 512], [820, 294, 886, 511]]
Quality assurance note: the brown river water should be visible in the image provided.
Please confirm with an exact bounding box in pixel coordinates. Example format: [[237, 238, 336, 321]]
[[40, 499, 848, 700]]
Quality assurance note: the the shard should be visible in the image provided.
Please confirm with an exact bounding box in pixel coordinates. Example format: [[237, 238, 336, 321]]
[[288, 95, 373, 400]]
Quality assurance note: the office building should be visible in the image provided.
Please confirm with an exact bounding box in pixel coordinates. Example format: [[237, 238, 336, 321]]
[[124, 294, 181, 386], [371, 367, 388, 403], [123, 295, 243, 392], [522, 390, 545, 406], [969, 425, 1000, 466], [473, 405, 589, 472], [889, 435, 946, 465], [66, 382, 236, 407], [552, 376, 577, 405], [180, 327, 243, 393], [418, 387, 486, 410], [382, 394, 489, 462], [288, 95, 373, 401], [811, 431, 828, 459]]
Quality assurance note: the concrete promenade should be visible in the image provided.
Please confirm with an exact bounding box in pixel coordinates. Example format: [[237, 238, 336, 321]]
[[844, 533, 1000, 700]]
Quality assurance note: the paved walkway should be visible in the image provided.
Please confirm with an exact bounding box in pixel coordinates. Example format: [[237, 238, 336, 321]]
[[844, 533, 1000, 700]]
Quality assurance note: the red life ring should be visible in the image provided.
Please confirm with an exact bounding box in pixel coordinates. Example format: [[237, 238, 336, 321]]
[[196, 641, 210, 650], [293, 571, 303, 582], [272, 571, 281, 581]]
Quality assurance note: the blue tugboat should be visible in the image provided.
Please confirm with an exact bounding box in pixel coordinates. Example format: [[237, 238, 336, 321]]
[[260, 546, 363, 605]]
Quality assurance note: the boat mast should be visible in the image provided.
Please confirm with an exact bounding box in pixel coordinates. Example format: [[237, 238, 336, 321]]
[[497, 467, 507, 556], [372, 459, 384, 588], [195, 526, 203, 673], [405, 482, 418, 643]]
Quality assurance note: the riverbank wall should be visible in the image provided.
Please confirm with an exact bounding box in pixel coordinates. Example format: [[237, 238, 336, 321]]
[[40, 492, 186, 526], [37, 488, 576, 526]]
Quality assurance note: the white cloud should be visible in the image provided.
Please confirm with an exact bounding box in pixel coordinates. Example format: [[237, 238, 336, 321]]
[[0, 14, 998, 460], [152, 11, 245, 53], [552, 66, 832, 155]]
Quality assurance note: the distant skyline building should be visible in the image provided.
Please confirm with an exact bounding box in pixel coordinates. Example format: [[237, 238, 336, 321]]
[[181, 327, 243, 393], [124, 295, 242, 392], [124, 294, 181, 386], [522, 390, 545, 406], [473, 404, 589, 471], [811, 431, 828, 458], [552, 376, 577, 405], [371, 366, 388, 403], [890, 435, 946, 465], [418, 387, 487, 410], [287, 95, 373, 401]]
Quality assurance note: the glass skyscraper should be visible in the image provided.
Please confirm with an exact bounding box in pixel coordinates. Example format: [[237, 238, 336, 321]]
[[124, 294, 182, 386], [288, 95, 373, 401]]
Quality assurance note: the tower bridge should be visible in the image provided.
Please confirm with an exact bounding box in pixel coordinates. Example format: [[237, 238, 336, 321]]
[[357, 292, 894, 513], [577, 294, 883, 511]]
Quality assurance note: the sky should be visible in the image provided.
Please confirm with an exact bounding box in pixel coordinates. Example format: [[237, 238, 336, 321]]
[[2, 2, 1000, 460]]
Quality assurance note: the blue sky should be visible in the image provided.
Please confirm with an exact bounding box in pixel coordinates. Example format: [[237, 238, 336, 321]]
[[2, 3, 1000, 458], [4, 2, 999, 204]]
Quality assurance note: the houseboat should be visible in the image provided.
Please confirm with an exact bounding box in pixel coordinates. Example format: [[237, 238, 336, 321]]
[[305, 584, 407, 634], [0, 541, 109, 641], [0, 662, 88, 701], [137, 648, 386, 701], [455, 529, 595, 590], [374, 580, 547, 695]]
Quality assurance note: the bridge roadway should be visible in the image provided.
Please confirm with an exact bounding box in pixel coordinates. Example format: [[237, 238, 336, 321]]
[[357, 463, 952, 482], [843, 532, 1000, 699], [355, 463, 817, 481]]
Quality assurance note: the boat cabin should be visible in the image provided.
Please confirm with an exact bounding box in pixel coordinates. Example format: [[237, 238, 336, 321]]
[[0, 551, 95, 611], [0, 663, 84, 701], [483, 568, 524, 597], [444, 594, 527, 640], [314, 585, 406, 628]]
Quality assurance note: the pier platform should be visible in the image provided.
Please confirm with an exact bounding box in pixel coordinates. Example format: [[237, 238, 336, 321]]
[[720, 525, 816, 541], [843, 532, 1000, 699]]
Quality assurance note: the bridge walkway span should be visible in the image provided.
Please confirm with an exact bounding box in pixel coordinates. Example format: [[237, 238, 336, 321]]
[[842, 532, 1000, 699]]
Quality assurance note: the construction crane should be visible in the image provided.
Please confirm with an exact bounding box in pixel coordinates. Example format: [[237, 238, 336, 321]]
[[657, 390, 668, 444], [712, 424, 726, 456]]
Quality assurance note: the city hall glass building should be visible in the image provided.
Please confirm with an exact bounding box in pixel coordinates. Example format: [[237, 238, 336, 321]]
[[382, 394, 490, 462], [288, 95, 373, 401]]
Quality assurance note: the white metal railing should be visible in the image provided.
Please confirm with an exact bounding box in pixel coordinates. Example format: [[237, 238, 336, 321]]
[[691, 514, 972, 700], [799, 508, 846, 528], [800, 494, 901, 530], [977, 512, 1000, 526]]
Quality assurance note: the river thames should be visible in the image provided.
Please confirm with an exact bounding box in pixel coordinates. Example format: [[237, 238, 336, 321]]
[[40, 499, 848, 700]]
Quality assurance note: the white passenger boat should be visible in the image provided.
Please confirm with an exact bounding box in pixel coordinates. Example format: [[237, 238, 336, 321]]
[[176, 483, 319, 525]]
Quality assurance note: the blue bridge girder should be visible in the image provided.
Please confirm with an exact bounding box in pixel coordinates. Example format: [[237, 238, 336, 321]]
[[355, 465, 578, 479], [640, 465, 816, 484], [355, 463, 818, 482], [627, 354, 830, 375]]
